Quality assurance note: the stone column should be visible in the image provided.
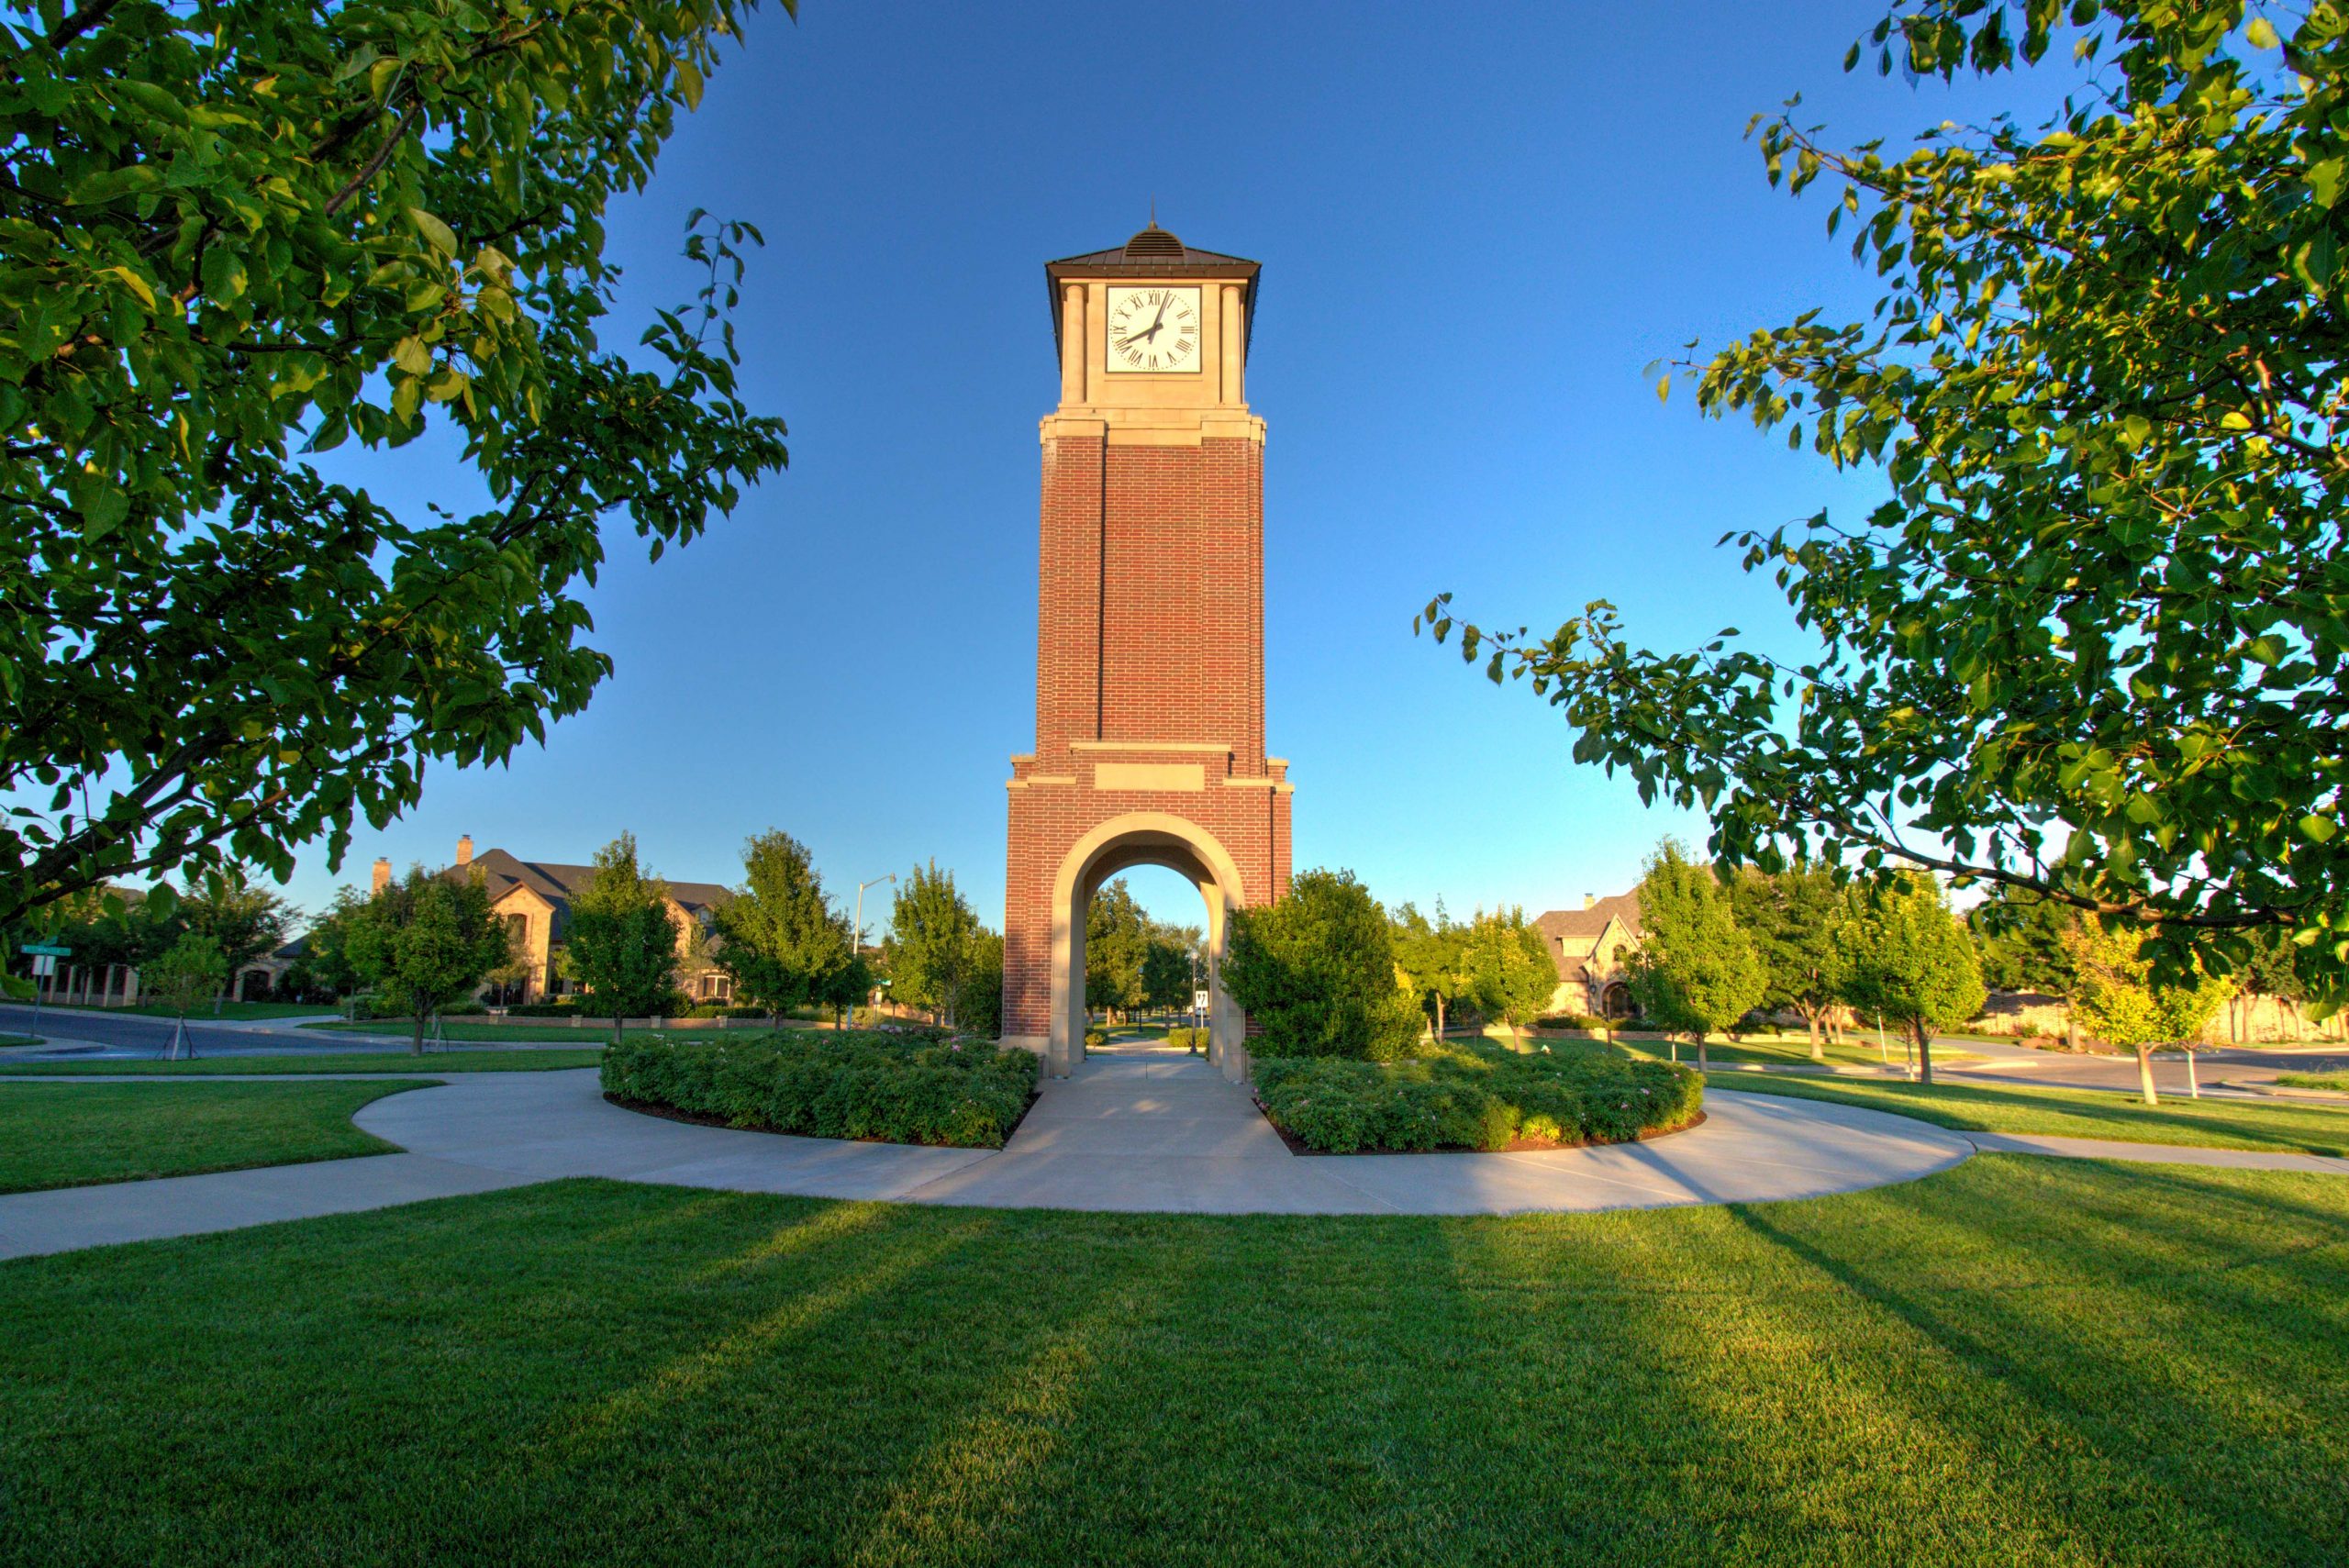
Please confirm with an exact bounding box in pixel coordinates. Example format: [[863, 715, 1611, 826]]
[[1060, 283, 1085, 406]]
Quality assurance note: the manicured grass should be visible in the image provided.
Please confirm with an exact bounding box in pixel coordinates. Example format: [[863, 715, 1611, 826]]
[[2277, 1072, 2349, 1093], [1618, 1032, 1986, 1070], [39, 1000, 328, 1021], [4, 1160, 2347, 1563], [0, 1050, 604, 1076], [0, 1034, 39, 1049], [0, 1080, 421, 1194], [304, 1019, 751, 1042], [1711, 1072, 2349, 1155]]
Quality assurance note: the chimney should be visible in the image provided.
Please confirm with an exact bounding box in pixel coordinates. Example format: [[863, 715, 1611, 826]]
[[372, 857, 392, 895], [455, 834, 474, 868], [1583, 893, 1596, 910]]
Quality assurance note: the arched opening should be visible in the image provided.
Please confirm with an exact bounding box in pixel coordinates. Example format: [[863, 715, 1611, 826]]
[[1047, 813, 1251, 1083], [1082, 864, 1208, 1038]]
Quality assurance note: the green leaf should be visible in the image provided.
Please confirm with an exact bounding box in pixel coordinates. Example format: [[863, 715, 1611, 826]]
[[2299, 815, 2338, 844], [407, 206, 459, 258]]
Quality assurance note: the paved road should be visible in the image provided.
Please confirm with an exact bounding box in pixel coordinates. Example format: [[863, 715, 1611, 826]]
[[0, 1000, 309, 1056], [1932, 1034, 2349, 1095]]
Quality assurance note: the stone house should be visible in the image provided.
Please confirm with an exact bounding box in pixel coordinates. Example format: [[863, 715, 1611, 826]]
[[380, 835, 738, 1006], [1533, 892, 1643, 1018]]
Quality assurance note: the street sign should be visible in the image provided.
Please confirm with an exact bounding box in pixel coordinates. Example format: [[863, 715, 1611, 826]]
[[30, 955, 56, 977], [21, 943, 68, 957], [1192, 989, 1210, 1012]]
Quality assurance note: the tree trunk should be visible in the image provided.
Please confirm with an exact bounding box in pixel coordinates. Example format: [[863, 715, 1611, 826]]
[[1807, 1011, 1824, 1062], [613, 1014, 626, 1049], [2065, 1012, 2081, 1053], [1696, 1033, 1709, 1073], [2135, 1044, 2160, 1106], [1913, 1018, 1934, 1085], [2184, 1046, 2200, 1099], [411, 1014, 425, 1056], [1433, 994, 1445, 1042]]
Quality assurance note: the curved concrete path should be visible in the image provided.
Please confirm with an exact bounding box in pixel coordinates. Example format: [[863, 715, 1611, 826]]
[[7, 1047, 2342, 1261], [351, 1051, 1974, 1217]]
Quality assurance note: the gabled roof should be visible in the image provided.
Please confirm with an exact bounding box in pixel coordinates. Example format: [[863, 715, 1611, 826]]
[[1045, 223, 1261, 359], [1534, 892, 1643, 944], [453, 848, 733, 922]]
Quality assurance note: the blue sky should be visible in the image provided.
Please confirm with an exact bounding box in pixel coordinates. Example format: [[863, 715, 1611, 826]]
[[295, 1, 2053, 935]]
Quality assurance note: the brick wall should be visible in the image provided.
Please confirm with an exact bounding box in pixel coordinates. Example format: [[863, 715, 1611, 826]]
[[1004, 428, 1290, 1040]]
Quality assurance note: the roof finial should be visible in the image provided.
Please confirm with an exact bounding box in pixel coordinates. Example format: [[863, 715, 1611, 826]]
[[1150, 196, 1158, 228]]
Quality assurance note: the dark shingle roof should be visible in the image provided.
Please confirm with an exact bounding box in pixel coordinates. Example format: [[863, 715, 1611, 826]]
[[1533, 892, 1643, 943], [452, 848, 733, 927], [1045, 223, 1261, 359]]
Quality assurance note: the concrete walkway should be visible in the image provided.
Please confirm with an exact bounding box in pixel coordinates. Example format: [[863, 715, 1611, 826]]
[[3, 1046, 2343, 1261]]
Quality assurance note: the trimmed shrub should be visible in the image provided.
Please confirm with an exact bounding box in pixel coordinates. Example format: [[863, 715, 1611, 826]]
[[1084, 1027, 1108, 1051], [601, 1029, 1036, 1149], [1251, 1043, 1703, 1154], [1534, 1012, 1610, 1032], [1167, 1026, 1206, 1054], [503, 1000, 584, 1018]]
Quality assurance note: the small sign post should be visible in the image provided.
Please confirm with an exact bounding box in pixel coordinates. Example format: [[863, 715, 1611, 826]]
[[21, 944, 68, 1032]]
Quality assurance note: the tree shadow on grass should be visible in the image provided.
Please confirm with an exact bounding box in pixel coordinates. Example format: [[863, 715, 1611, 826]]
[[1725, 1163, 2349, 1564]]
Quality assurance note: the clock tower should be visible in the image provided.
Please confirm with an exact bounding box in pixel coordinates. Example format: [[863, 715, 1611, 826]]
[[1002, 224, 1292, 1080]]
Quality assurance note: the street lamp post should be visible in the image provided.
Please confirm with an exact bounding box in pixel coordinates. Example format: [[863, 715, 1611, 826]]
[[852, 873, 896, 1018]]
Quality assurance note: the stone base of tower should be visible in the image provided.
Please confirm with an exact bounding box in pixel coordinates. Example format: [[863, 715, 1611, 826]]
[[1003, 755, 1291, 1081]]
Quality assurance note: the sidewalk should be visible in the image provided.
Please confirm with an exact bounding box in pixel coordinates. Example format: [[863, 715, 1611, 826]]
[[5, 1050, 2343, 1262]]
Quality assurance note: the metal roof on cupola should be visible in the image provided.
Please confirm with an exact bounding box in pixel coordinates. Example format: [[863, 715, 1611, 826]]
[[1045, 216, 1260, 357]]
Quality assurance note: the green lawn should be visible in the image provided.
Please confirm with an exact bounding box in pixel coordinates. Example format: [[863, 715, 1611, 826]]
[[39, 1000, 328, 1021], [0, 1034, 39, 1049], [0, 1080, 421, 1193], [2277, 1072, 2349, 1094], [0, 1049, 604, 1076], [1515, 1028, 1981, 1071], [304, 1019, 751, 1043], [3, 1160, 2345, 1563], [1711, 1073, 2349, 1155]]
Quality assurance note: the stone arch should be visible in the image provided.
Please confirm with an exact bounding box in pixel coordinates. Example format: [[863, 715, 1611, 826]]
[[1046, 812, 1252, 1083]]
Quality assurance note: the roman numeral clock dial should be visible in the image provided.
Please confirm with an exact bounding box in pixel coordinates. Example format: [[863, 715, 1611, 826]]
[[1106, 286, 1202, 373]]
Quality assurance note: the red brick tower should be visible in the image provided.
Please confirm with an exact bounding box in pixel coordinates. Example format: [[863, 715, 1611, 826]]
[[1002, 225, 1291, 1080]]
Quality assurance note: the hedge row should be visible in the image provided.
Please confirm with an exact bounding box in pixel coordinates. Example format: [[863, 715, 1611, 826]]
[[1167, 1026, 1207, 1053], [601, 1030, 1037, 1149], [1252, 1044, 1703, 1154]]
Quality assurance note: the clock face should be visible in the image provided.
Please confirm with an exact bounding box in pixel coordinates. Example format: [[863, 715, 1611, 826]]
[[1105, 285, 1203, 373]]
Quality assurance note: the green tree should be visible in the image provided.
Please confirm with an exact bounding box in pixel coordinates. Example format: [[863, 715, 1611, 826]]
[[1221, 868, 1424, 1062], [1460, 906, 1557, 1048], [1424, 0, 2349, 1003], [565, 834, 681, 1042], [1391, 900, 1472, 1042], [1730, 866, 1855, 1061], [141, 932, 228, 1060], [2072, 922, 2236, 1105], [1084, 879, 1150, 1020], [1, 0, 790, 934], [885, 862, 982, 1029], [344, 866, 508, 1054], [954, 929, 1006, 1039], [2237, 926, 2309, 1044], [711, 830, 854, 1022], [1840, 874, 1987, 1085], [1141, 922, 1198, 1016], [295, 887, 370, 1002], [174, 867, 297, 996], [1627, 841, 1766, 1071], [1969, 886, 2089, 1050]]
